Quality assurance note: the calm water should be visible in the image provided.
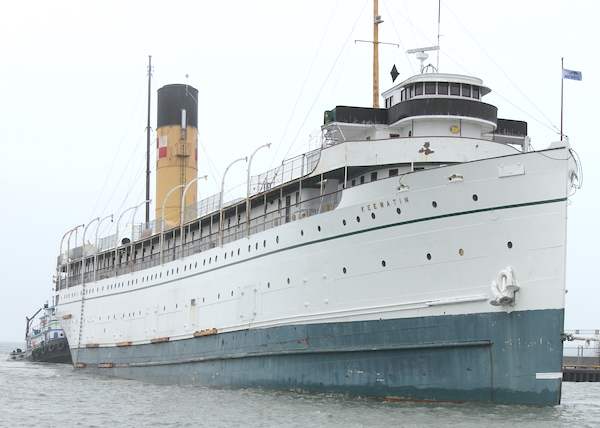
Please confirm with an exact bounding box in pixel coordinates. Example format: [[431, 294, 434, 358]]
[[2, 342, 599, 428]]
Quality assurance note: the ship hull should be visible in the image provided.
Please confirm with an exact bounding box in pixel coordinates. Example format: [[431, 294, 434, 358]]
[[76, 308, 563, 405], [57, 146, 575, 406]]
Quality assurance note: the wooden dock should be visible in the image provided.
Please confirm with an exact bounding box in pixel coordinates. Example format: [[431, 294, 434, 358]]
[[563, 365, 600, 382]]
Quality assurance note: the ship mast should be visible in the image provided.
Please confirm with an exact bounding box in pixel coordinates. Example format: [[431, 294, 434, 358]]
[[145, 55, 152, 224], [373, 0, 383, 108]]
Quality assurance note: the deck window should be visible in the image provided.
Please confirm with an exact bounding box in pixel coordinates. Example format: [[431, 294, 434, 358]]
[[450, 83, 460, 96], [438, 82, 448, 95], [472, 86, 480, 99], [425, 82, 436, 94], [414, 82, 423, 96]]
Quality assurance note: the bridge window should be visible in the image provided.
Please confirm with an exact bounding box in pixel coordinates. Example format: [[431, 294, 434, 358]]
[[398, 82, 482, 101], [414, 82, 423, 96]]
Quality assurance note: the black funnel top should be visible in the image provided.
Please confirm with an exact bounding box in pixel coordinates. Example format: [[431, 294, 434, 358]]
[[157, 84, 198, 128]]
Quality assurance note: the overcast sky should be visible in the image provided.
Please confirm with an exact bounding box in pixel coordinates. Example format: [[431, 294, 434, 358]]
[[1, 0, 598, 342]]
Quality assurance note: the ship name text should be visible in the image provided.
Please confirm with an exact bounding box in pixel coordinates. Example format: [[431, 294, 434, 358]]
[[361, 197, 409, 212]]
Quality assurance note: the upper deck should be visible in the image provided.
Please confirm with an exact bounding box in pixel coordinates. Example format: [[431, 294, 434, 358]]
[[55, 73, 531, 292]]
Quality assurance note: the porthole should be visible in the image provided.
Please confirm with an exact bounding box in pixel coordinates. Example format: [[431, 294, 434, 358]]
[[267, 282, 271, 289], [276, 236, 279, 243], [381, 260, 386, 267], [396, 208, 401, 215], [356, 216, 361, 223], [301, 230, 304, 236], [218, 293, 220, 299], [343, 219, 347, 226], [343, 267, 347, 274], [203, 259, 206, 266], [195, 262, 197, 268], [248, 245, 251, 252], [224, 253, 227, 260], [255, 242, 259, 250], [371, 213, 376, 219], [507, 241, 513, 249], [432, 201, 438, 208], [209, 258, 212, 264], [238, 248, 241, 255], [231, 291, 234, 296], [287, 278, 290, 284], [231, 251, 234, 257], [427, 253, 432, 260], [472, 194, 478, 201], [318, 226, 321, 232], [263, 240, 266, 247], [459, 249, 464, 256]]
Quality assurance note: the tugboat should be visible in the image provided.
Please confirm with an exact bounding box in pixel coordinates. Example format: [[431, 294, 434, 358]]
[[19, 304, 72, 364]]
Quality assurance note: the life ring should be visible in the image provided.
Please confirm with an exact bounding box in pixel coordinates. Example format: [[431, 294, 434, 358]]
[[57, 341, 64, 350], [48, 344, 55, 352]]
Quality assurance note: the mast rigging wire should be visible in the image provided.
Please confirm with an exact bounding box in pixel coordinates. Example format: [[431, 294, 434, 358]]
[[278, 0, 369, 164], [441, 1, 560, 135]]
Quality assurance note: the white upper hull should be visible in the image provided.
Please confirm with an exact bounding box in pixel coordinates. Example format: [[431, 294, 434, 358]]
[[55, 144, 575, 348]]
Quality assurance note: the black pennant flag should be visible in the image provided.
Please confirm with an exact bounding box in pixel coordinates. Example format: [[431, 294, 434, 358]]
[[390, 64, 399, 82]]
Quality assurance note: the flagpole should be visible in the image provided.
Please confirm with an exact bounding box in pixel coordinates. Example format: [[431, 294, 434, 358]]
[[560, 57, 564, 140]]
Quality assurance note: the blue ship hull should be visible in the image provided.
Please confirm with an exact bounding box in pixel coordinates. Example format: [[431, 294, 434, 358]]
[[75, 308, 564, 406]]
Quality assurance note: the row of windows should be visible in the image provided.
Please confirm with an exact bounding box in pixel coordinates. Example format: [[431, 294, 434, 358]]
[[385, 82, 482, 107]]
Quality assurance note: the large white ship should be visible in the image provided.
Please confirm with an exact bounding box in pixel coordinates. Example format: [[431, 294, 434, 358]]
[[52, 9, 579, 406]]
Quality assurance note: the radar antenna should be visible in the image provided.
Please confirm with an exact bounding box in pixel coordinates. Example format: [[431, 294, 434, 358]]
[[407, 46, 439, 73]]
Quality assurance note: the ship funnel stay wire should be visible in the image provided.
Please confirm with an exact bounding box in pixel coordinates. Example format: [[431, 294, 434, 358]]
[[89, 74, 152, 227]]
